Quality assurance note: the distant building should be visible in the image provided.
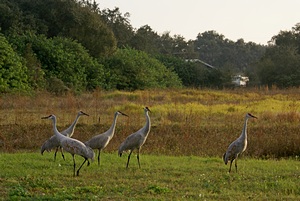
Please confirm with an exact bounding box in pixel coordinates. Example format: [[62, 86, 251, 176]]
[[232, 75, 249, 86]]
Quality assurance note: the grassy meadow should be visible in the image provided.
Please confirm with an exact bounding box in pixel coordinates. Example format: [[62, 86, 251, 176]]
[[1, 152, 300, 200], [1, 88, 300, 199]]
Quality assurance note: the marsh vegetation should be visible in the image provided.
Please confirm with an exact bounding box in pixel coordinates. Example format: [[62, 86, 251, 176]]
[[1, 88, 300, 199]]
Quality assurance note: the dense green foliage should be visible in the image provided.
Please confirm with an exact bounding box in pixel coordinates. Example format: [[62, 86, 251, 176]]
[[0, 0, 117, 57], [0, 0, 299, 93], [156, 55, 226, 88], [0, 34, 30, 92], [9, 33, 106, 93], [104, 48, 182, 90], [256, 23, 300, 88]]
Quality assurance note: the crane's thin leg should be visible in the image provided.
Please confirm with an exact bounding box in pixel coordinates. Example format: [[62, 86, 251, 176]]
[[137, 148, 141, 168], [126, 150, 133, 168], [60, 147, 65, 161], [97, 149, 101, 166], [235, 158, 238, 173], [54, 147, 65, 161], [229, 160, 233, 173], [76, 158, 87, 176], [54, 147, 59, 161], [72, 154, 76, 177]]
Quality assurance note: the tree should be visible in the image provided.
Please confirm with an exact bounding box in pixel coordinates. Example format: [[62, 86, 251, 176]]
[[194, 31, 225, 66], [0, 0, 117, 57], [257, 46, 300, 88], [0, 34, 30, 92], [104, 47, 182, 90], [130, 25, 162, 55], [255, 23, 300, 88], [9, 33, 106, 93], [155, 55, 195, 87], [100, 7, 134, 48]]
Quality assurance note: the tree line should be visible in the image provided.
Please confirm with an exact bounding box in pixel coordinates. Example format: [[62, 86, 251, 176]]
[[0, 0, 299, 94]]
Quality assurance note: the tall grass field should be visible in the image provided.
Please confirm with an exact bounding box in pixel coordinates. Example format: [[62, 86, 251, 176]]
[[1, 88, 300, 200]]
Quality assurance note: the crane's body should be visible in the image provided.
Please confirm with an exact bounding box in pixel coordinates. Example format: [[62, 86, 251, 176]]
[[41, 111, 88, 160], [42, 114, 94, 176], [85, 111, 128, 165], [223, 113, 257, 173], [118, 107, 151, 168]]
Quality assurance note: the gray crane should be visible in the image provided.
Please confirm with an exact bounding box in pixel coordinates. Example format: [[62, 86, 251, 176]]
[[41, 111, 89, 161], [223, 113, 257, 173], [84, 111, 128, 166], [118, 107, 151, 168], [42, 114, 95, 176]]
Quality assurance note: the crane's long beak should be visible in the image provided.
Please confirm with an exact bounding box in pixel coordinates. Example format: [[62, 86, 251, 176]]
[[121, 112, 128, 117], [248, 113, 257, 119], [251, 114, 258, 119], [81, 111, 89, 116], [41, 115, 52, 119]]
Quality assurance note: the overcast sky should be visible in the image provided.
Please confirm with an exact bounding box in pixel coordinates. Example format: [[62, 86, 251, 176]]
[[97, 0, 300, 45]]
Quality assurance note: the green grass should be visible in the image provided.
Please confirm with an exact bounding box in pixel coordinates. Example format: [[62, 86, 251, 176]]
[[1, 152, 300, 200]]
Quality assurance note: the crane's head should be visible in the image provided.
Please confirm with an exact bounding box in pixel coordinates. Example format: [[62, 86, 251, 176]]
[[41, 114, 56, 120], [118, 143, 125, 157], [79, 111, 89, 116], [117, 111, 128, 117], [144, 107, 151, 112], [246, 113, 257, 119], [118, 149, 124, 157]]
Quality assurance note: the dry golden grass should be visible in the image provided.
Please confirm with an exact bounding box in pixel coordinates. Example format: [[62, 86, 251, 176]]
[[1, 87, 300, 158]]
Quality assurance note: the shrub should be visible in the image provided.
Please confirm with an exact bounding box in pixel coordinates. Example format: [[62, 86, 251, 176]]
[[8, 33, 106, 93], [0, 34, 30, 93], [104, 47, 182, 90]]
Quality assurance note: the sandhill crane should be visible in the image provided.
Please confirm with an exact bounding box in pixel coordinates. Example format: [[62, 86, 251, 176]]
[[223, 113, 257, 173], [41, 111, 89, 161], [84, 111, 128, 166], [118, 107, 151, 168], [42, 114, 94, 176]]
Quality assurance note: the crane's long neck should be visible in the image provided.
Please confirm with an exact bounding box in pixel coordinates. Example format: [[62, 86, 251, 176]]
[[142, 111, 151, 137], [65, 113, 81, 136], [51, 117, 65, 142], [106, 112, 119, 137], [240, 117, 249, 141]]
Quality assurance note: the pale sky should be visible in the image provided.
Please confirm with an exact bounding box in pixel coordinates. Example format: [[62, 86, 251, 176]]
[[97, 1, 300, 45]]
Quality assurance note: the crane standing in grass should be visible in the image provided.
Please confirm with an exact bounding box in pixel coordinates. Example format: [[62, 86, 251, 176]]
[[41, 111, 89, 161], [42, 114, 94, 176], [118, 107, 151, 168], [223, 113, 257, 173], [84, 111, 128, 166]]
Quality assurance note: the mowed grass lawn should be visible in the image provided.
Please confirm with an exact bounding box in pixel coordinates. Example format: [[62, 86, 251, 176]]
[[1, 152, 300, 200]]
